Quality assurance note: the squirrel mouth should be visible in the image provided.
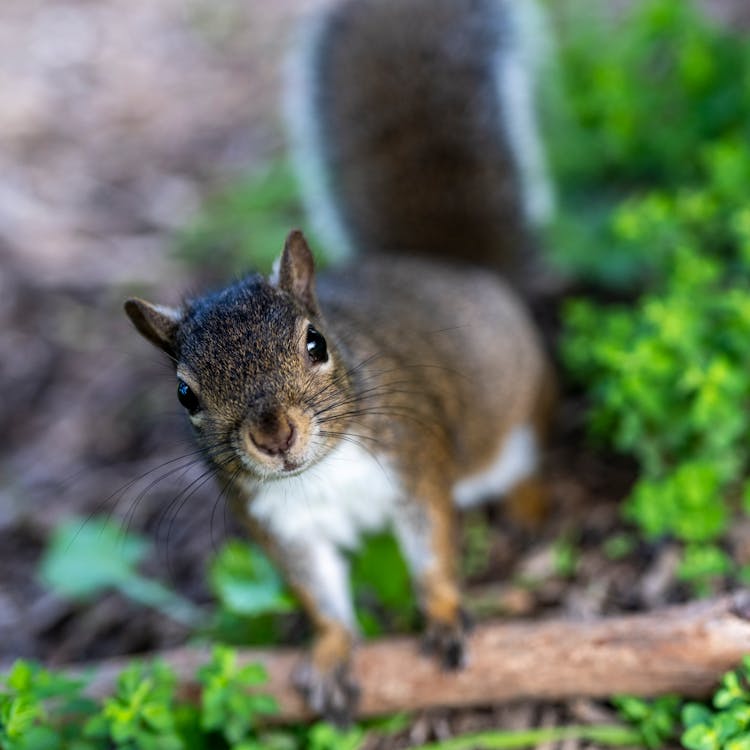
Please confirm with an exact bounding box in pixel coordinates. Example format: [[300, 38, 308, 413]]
[[282, 458, 302, 473]]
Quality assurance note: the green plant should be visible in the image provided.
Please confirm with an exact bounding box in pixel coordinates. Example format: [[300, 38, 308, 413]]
[[407, 723, 643, 750], [461, 512, 494, 578], [0, 654, 653, 750], [613, 695, 681, 749], [561, 137, 750, 588], [207, 540, 297, 645], [84, 662, 184, 750], [210, 541, 294, 619], [175, 160, 312, 275], [603, 533, 636, 561], [197, 647, 277, 746], [553, 535, 580, 578], [0, 660, 97, 750], [549, 0, 750, 185], [306, 722, 365, 750], [40, 517, 204, 628], [544, 0, 750, 285], [0, 654, 651, 750], [350, 533, 414, 636], [0, 651, 406, 750], [682, 656, 750, 750], [321, 659, 750, 750]]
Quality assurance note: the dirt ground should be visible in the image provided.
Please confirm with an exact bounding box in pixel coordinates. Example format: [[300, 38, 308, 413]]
[[0, 0, 329, 659], [1, 1, 747, 747]]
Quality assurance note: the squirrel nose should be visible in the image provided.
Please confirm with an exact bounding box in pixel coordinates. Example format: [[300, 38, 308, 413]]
[[248, 413, 296, 457]]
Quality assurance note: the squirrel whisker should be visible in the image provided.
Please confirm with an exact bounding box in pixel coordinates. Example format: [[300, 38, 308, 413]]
[[210, 466, 243, 553], [154, 450, 237, 572]]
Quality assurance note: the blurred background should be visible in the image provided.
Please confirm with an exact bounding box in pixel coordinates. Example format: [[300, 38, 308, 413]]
[[1, 0, 750, 701], [0, 0, 328, 665]]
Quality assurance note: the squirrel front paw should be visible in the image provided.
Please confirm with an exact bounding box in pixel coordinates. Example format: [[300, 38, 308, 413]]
[[292, 623, 359, 726], [421, 608, 472, 670], [293, 658, 360, 727]]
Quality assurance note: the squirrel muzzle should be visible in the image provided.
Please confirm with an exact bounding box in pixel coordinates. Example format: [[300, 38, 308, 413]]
[[247, 411, 297, 457], [241, 404, 316, 475]]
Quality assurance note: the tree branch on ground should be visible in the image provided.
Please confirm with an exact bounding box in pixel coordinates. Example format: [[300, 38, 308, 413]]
[[80, 592, 750, 721]]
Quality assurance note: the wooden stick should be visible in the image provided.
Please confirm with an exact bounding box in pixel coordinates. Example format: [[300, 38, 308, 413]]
[[82, 593, 750, 721]]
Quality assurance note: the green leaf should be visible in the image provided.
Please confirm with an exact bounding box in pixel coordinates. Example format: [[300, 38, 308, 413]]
[[683, 703, 714, 728], [11, 725, 62, 750], [351, 533, 414, 635], [40, 517, 203, 627], [682, 724, 720, 750], [175, 160, 313, 275], [308, 722, 365, 750], [613, 695, 680, 748], [196, 645, 276, 745], [142, 703, 174, 732], [2, 696, 42, 739], [715, 671, 747, 708], [39, 518, 148, 599], [209, 542, 294, 617]]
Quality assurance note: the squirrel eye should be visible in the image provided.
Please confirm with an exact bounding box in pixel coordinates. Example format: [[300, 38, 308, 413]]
[[177, 379, 200, 414], [306, 325, 328, 364]]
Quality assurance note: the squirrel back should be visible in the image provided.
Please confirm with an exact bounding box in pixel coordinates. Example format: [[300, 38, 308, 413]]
[[285, 0, 554, 282]]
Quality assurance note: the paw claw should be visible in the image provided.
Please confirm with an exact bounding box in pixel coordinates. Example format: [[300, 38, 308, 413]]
[[293, 660, 360, 727], [421, 608, 470, 670]]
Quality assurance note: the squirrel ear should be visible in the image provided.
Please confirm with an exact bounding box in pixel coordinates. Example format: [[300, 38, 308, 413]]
[[124, 298, 181, 358], [277, 229, 319, 313]]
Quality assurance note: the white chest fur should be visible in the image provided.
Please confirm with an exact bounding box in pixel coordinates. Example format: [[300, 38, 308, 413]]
[[247, 441, 401, 550], [246, 425, 538, 551]]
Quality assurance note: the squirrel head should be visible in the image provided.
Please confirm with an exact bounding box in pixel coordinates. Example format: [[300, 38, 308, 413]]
[[124, 230, 352, 481]]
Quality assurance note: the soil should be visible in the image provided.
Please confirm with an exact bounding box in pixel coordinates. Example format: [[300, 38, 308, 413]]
[[0, 1, 746, 748]]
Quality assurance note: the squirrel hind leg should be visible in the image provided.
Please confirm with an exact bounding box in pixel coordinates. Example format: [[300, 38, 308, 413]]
[[393, 485, 471, 670], [504, 474, 551, 531], [506, 363, 558, 530]]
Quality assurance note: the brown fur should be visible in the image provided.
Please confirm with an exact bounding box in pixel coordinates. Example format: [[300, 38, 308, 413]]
[[316, 255, 550, 478], [125, 0, 555, 727], [125, 232, 553, 722]]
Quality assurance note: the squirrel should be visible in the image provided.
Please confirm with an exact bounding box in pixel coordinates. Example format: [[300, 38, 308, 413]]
[[125, 0, 556, 725]]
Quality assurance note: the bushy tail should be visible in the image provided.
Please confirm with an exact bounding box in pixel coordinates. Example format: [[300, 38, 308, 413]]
[[285, 0, 554, 282]]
